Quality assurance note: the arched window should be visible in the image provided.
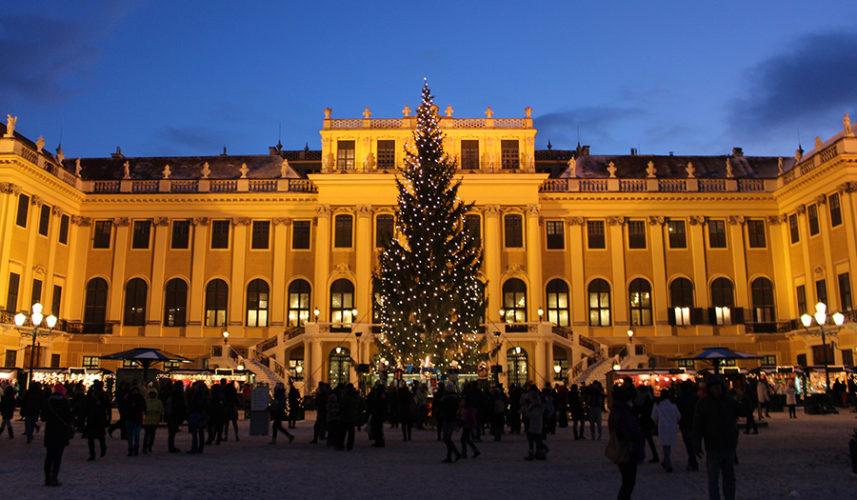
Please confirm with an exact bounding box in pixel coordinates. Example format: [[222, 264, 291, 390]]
[[164, 278, 187, 327], [710, 278, 735, 325], [329, 346, 351, 386], [588, 279, 611, 326], [629, 278, 653, 326], [545, 279, 569, 326], [751, 277, 775, 324], [205, 279, 228, 327], [246, 279, 269, 327], [287, 279, 311, 327], [507, 347, 528, 386], [330, 279, 355, 324], [123, 278, 147, 326], [84, 278, 108, 330], [670, 278, 694, 326], [502, 278, 527, 322]]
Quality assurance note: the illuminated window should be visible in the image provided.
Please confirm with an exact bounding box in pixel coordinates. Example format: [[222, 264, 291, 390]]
[[807, 204, 819, 235], [287, 279, 311, 327], [375, 214, 394, 248], [588, 279, 611, 326], [164, 278, 187, 327], [667, 220, 686, 248], [58, 214, 69, 244], [330, 279, 354, 324], [334, 214, 353, 248], [377, 140, 395, 169], [132, 220, 151, 249], [38, 204, 50, 236], [628, 220, 646, 249], [761, 355, 776, 366], [507, 348, 528, 386], [329, 347, 351, 385], [708, 220, 726, 248], [171, 220, 190, 249], [711, 278, 734, 325], [502, 278, 527, 323], [751, 277, 775, 323], [628, 278, 652, 326], [16, 194, 29, 227], [587, 220, 605, 249], [246, 279, 269, 327], [788, 213, 799, 243], [504, 214, 523, 248], [501, 140, 519, 169], [289, 358, 304, 381], [204, 279, 228, 327], [546, 279, 569, 327], [251, 221, 270, 249], [461, 140, 479, 170], [829, 193, 842, 227], [545, 220, 564, 249], [123, 278, 147, 326], [670, 278, 694, 326], [292, 220, 311, 249], [82, 356, 100, 369], [336, 140, 355, 171]]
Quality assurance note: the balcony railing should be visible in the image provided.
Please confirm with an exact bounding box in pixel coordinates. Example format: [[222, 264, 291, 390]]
[[540, 177, 778, 194]]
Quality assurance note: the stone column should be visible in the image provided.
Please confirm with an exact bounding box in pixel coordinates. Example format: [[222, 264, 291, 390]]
[[534, 340, 546, 387], [688, 216, 709, 307], [44, 207, 63, 315], [816, 195, 838, 311], [20, 196, 40, 309], [483, 206, 501, 320]]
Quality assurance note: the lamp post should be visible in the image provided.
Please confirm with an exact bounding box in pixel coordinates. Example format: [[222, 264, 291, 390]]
[[14, 303, 58, 391], [222, 330, 230, 344], [800, 302, 845, 393], [537, 308, 544, 322]]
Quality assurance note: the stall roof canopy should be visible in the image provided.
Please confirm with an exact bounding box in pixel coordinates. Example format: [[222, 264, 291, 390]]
[[100, 347, 190, 362], [669, 347, 762, 361]]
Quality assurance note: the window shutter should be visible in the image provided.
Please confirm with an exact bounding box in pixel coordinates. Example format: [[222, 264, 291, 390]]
[[690, 307, 704, 325], [732, 307, 745, 324], [707, 307, 716, 325], [667, 307, 676, 326]]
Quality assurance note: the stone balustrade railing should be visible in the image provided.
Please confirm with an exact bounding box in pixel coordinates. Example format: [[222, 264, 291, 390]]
[[540, 176, 780, 194], [81, 177, 319, 195], [324, 116, 534, 130]]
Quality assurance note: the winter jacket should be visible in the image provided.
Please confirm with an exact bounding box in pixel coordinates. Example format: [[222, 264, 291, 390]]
[[525, 391, 544, 434], [83, 388, 111, 433], [43, 393, 73, 448], [651, 399, 681, 447], [124, 392, 147, 425], [607, 401, 645, 463], [692, 393, 739, 453], [0, 389, 15, 419], [786, 386, 797, 406], [144, 396, 165, 426]]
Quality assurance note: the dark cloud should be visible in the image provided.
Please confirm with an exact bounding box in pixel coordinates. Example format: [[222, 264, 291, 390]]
[[730, 31, 857, 135], [534, 105, 644, 150]]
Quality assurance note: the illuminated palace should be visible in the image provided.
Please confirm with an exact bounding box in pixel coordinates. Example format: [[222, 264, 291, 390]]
[[1, 107, 856, 390]]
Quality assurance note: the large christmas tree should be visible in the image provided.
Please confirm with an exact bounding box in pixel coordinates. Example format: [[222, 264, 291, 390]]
[[374, 82, 486, 371]]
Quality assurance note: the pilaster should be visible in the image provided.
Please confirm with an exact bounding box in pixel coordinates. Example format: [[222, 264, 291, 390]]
[[314, 205, 331, 319], [108, 218, 131, 326], [483, 205, 501, 321], [355, 205, 373, 321]]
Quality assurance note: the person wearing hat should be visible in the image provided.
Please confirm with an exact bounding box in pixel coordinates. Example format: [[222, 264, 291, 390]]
[[693, 376, 740, 500], [43, 383, 73, 487]]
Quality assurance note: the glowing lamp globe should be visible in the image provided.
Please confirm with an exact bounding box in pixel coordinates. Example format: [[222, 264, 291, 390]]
[[800, 314, 813, 328], [45, 315, 58, 329], [833, 312, 845, 326], [14, 313, 26, 327]]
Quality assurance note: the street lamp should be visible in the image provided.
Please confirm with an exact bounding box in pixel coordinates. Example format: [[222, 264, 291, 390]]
[[351, 308, 358, 326], [553, 363, 561, 381], [222, 330, 230, 344], [800, 302, 845, 393], [14, 303, 58, 391], [627, 329, 634, 341], [313, 308, 320, 321], [537, 308, 544, 321]]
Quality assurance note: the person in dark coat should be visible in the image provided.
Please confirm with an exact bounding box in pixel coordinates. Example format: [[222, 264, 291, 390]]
[[339, 383, 360, 450], [186, 381, 208, 454], [21, 381, 43, 443], [206, 383, 225, 445], [489, 385, 507, 441], [693, 376, 740, 500], [269, 382, 294, 444], [608, 384, 645, 500], [83, 380, 110, 460], [569, 384, 586, 440], [288, 383, 301, 428], [367, 383, 386, 447], [108, 382, 129, 439], [165, 381, 186, 453], [0, 385, 16, 438], [123, 385, 146, 456], [440, 382, 461, 462], [310, 382, 329, 443], [677, 380, 700, 471], [508, 384, 522, 434], [221, 379, 239, 441], [398, 382, 414, 441], [42, 383, 73, 487], [632, 385, 659, 462]]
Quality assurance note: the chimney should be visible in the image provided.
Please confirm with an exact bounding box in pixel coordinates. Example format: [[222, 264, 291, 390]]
[[630, 147, 637, 156], [732, 147, 743, 157], [582, 145, 590, 156], [111, 146, 124, 159]]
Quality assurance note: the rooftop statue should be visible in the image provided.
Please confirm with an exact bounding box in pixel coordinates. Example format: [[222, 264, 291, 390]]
[[4, 115, 16, 137]]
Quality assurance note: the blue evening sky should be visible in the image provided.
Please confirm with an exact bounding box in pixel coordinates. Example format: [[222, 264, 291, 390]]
[[2, 1, 856, 159]]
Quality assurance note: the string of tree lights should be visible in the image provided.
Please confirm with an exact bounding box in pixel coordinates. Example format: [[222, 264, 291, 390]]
[[374, 81, 486, 370]]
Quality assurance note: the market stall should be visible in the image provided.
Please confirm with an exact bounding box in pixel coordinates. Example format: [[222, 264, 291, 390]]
[[157, 368, 255, 388], [28, 367, 114, 389], [609, 369, 697, 395]]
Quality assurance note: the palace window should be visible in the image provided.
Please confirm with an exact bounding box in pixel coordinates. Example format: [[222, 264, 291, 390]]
[[708, 220, 726, 248], [667, 220, 686, 248], [84, 278, 108, 329], [58, 214, 69, 244], [377, 140, 395, 169], [171, 220, 190, 249], [93, 220, 112, 249], [628, 220, 646, 249], [292, 220, 311, 249], [375, 214, 394, 248], [808, 204, 820, 235], [251, 220, 270, 249], [246, 279, 269, 327], [545, 220, 564, 249], [82, 356, 100, 369], [337, 140, 355, 171], [164, 278, 187, 327], [5, 272, 19, 313], [788, 214, 799, 243], [288, 279, 311, 327], [132, 220, 151, 249], [502, 278, 527, 323], [839, 273, 852, 312], [751, 277, 775, 324], [38, 204, 50, 236], [545, 279, 569, 327], [747, 219, 766, 248], [464, 214, 481, 245], [51, 285, 62, 316], [204, 279, 228, 327], [334, 214, 353, 248], [816, 279, 827, 306], [31, 278, 42, 306], [501, 140, 519, 169], [330, 279, 355, 324], [710, 278, 734, 325], [670, 278, 694, 326], [761, 355, 777, 367], [629, 278, 652, 326], [211, 220, 230, 249], [461, 140, 479, 170], [123, 278, 147, 326], [504, 214, 523, 248], [329, 347, 351, 386], [588, 279, 611, 326], [796, 285, 807, 315], [507, 348, 528, 386], [587, 220, 605, 249], [829, 193, 842, 227], [16, 194, 29, 227]]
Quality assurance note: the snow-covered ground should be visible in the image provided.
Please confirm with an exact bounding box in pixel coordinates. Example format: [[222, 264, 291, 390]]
[[1, 409, 855, 499]]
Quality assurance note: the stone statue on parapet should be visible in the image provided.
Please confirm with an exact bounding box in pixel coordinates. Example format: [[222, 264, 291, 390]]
[[4, 115, 16, 137]]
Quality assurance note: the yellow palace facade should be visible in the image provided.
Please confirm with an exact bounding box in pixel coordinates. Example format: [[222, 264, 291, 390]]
[[1, 108, 856, 390]]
